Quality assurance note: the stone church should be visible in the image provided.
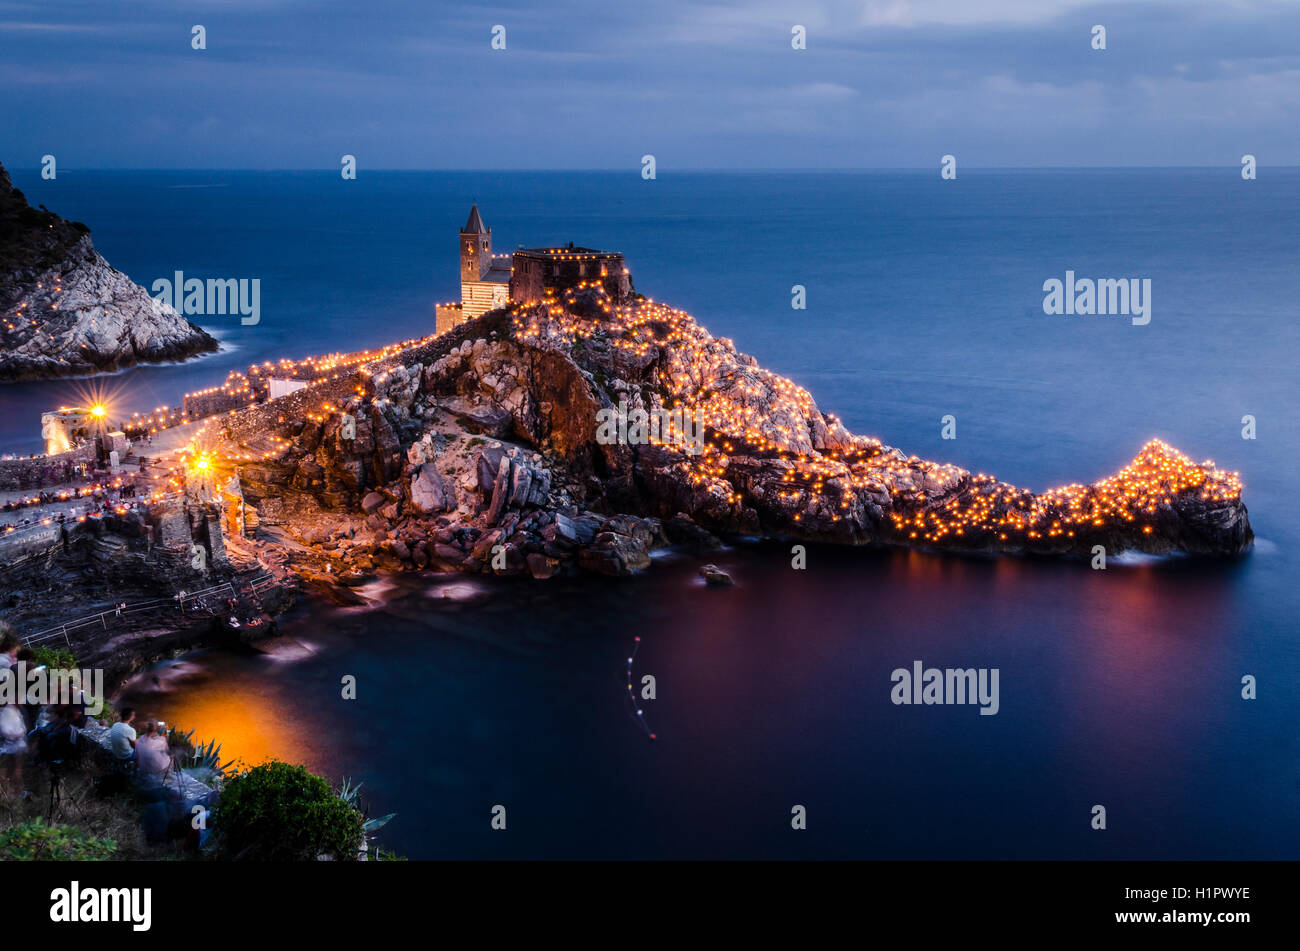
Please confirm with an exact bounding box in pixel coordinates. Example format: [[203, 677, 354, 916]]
[[436, 205, 631, 335]]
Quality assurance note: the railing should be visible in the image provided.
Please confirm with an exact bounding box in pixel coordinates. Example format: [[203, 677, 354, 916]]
[[0, 520, 65, 544], [1, 491, 190, 545], [20, 572, 279, 649]]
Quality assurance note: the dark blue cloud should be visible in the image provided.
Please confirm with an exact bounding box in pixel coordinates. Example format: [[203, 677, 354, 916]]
[[1, 0, 1297, 168]]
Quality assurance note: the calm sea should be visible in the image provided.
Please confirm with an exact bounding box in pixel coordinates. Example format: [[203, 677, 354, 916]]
[[6, 169, 1298, 858]]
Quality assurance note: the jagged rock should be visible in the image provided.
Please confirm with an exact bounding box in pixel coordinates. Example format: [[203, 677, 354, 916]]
[[407, 434, 437, 466], [471, 529, 503, 562], [578, 531, 651, 576], [526, 553, 559, 580], [428, 542, 467, 570], [509, 460, 532, 508], [698, 564, 734, 586], [602, 514, 662, 549], [291, 458, 325, 491], [572, 514, 602, 544], [374, 364, 421, 407], [485, 457, 513, 526], [368, 406, 403, 485], [410, 464, 452, 514], [544, 512, 579, 547], [474, 447, 507, 493], [491, 543, 528, 576], [664, 513, 723, 552], [441, 397, 514, 436], [0, 162, 217, 381], [361, 492, 387, 515]]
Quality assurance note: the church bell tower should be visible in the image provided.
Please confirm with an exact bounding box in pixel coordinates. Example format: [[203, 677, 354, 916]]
[[460, 204, 492, 285]]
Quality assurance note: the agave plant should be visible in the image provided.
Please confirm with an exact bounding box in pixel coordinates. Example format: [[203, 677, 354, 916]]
[[338, 776, 362, 807], [339, 776, 395, 857], [176, 737, 234, 778]]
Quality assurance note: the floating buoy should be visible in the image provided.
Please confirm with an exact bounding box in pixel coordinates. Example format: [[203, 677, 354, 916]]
[[624, 636, 656, 742]]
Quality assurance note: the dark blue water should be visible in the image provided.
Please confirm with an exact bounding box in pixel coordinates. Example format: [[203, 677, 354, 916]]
[[8, 169, 1298, 858]]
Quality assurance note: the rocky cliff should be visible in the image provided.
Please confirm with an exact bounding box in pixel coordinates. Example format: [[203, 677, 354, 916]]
[[197, 284, 1251, 581], [0, 161, 217, 381]]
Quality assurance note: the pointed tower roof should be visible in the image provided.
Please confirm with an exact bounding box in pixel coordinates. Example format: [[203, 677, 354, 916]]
[[462, 204, 488, 234]]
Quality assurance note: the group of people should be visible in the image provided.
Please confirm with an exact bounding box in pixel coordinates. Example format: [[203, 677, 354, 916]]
[[0, 477, 151, 534], [2, 488, 85, 512], [104, 708, 171, 780], [0, 627, 173, 801]]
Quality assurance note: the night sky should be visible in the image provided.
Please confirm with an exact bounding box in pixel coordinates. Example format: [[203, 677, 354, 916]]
[[2, 0, 1299, 169]]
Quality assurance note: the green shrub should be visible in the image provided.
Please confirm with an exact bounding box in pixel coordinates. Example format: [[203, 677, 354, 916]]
[[32, 646, 77, 670], [26, 648, 112, 720], [0, 819, 117, 861], [90, 696, 118, 724], [212, 761, 364, 861]]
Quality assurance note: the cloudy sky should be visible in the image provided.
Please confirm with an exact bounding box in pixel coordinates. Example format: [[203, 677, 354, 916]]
[[2, 0, 1298, 168]]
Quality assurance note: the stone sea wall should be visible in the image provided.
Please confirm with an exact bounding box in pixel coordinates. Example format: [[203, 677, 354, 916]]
[[0, 444, 96, 491]]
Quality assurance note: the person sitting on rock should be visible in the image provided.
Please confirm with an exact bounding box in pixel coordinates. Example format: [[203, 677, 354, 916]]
[[135, 721, 170, 779], [107, 706, 138, 774]]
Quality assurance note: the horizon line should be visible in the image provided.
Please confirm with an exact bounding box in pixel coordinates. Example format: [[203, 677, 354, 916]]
[[5, 165, 1297, 174]]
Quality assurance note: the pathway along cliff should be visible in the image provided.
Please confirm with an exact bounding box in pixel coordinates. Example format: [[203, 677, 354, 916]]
[[189, 283, 1250, 588], [0, 161, 217, 382]]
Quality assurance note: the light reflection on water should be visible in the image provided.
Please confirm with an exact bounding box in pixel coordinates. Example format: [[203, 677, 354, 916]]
[[117, 542, 1296, 860], [119, 656, 315, 774]]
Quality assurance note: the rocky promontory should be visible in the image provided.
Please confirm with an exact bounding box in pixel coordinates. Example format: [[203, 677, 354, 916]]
[[0, 161, 217, 381], [191, 283, 1251, 583]]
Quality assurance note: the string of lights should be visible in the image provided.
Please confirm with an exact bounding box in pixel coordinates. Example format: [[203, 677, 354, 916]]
[[512, 286, 1244, 545], [624, 636, 656, 742]]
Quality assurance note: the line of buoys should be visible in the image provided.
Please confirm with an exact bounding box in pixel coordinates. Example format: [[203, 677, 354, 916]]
[[624, 635, 656, 742]]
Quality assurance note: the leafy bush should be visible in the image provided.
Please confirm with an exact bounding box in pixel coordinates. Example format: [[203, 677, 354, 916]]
[[32, 646, 77, 670], [212, 761, 364, 861], [90, 696, 118, 724], [0, 819, 117, 861]]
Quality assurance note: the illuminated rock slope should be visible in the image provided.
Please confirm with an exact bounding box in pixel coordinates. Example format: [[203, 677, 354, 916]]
[[511, 286, 1253, 557], [212, 285, 1252, 581]]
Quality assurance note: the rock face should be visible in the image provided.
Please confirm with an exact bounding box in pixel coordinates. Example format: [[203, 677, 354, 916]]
[[207, 283, 1252, 583], [698, 564, 734, 586], [0, 496, 291, 688], [410, 463, 453, 514], [0, 161, 217, 381]]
